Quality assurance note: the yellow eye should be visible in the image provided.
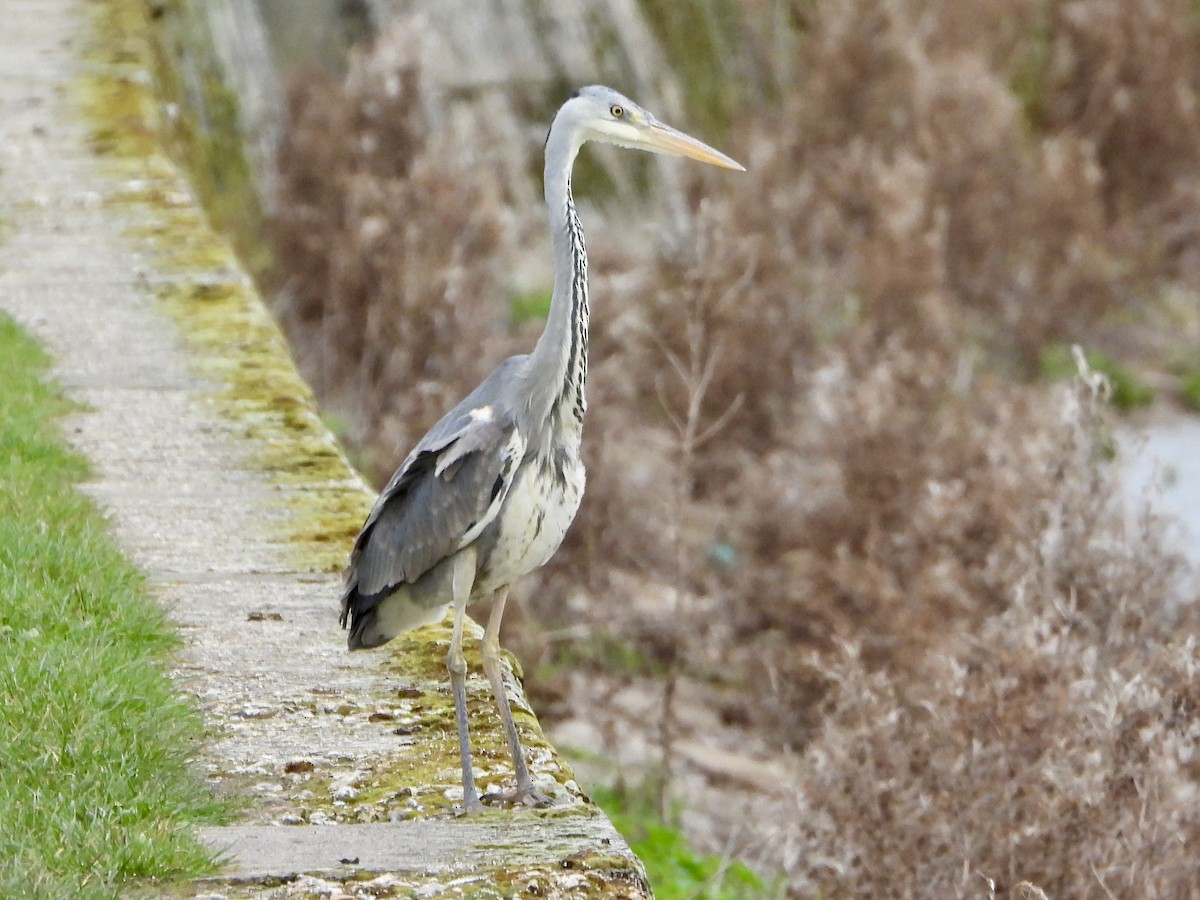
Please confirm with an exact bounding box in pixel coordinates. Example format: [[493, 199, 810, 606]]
[[610, 104, 624, 118]]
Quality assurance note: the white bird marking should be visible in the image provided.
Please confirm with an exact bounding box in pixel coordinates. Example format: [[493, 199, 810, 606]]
[[468, 405, 494, 423], [454, 429, 525, 551]]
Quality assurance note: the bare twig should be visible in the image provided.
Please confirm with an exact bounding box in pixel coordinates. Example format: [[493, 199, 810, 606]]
[[653, 291, 742, 821]]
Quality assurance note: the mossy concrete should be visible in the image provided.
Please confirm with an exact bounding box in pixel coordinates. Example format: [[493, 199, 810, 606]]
[[194, 821, 649, 898], [0, 0, 648, 895]]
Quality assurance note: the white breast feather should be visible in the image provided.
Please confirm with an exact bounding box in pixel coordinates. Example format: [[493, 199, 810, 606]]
[[477, 453, 585, 594]]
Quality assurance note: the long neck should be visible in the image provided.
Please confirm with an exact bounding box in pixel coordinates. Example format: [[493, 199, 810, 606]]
[[527, 123, 589, 442]]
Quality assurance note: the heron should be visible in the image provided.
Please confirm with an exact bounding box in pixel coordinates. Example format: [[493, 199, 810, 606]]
[[340, 85, 743, 812]]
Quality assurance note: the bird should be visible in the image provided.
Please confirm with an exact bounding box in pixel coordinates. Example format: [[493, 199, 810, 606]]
[[340, 85, 744, 813]]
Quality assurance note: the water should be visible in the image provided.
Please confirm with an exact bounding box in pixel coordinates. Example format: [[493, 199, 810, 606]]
[[1119, 414, 1200, 573]]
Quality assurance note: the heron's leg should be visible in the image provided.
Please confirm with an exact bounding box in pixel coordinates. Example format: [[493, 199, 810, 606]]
[[446, 551, 483, 814], [480, 587, 550, 807]]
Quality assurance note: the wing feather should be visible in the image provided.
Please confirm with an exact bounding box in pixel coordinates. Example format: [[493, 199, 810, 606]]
[[349, 408, 523, 598]]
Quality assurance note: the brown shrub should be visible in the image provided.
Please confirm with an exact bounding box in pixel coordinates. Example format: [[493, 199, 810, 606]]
[[780, 496, 1198, 898], [719, 375, 1200, 898], [1039, 0, 1200, 295], [781, 604, 1200, 898], [536, 0, 1163, 715], [754, 0, 1126, 363], [269, 52, 516, 476], [1041, 0, 1200, 219], [726, 343, 1187, 716], [556, 0, 1199, 695]]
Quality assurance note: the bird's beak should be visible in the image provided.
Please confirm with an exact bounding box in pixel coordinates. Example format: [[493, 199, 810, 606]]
[[640, 120, 745, 171]]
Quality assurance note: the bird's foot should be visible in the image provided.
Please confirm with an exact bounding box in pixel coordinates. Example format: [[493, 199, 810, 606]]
[[456, 795, 486, 816], [482, 783, 553, 809], [455, 780, 486, 816]]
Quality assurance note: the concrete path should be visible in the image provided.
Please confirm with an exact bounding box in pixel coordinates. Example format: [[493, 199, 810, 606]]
[[0, 0, 646, 896]]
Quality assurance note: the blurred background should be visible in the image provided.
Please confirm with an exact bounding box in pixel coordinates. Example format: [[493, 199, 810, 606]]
[[153, 0, 1200, 895]]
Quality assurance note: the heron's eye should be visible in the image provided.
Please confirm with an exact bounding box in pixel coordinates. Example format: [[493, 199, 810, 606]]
[[610, 104, 624, 118]]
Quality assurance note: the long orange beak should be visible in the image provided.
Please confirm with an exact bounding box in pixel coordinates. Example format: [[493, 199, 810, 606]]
[[639, 120, 745, 171]]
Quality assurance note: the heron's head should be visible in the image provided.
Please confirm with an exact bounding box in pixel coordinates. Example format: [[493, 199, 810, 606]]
[[556, 85, 744, 171]]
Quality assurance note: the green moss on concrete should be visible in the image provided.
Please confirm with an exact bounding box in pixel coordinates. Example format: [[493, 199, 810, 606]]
[[77, 2, 161, 160], [308, 622, 580, 822], [76, 1, 371, 575], [79, 0, 266, 266], [453, 849, 651, 899], [78, 0, 264, 282], [184, 847, 650, 900]]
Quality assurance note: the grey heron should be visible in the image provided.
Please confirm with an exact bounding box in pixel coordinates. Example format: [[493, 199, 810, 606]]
[[340, 85, 743, 812]]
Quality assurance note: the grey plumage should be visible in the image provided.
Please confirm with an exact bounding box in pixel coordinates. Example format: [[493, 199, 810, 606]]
[[340, 85, 743, 812], [344, 360, 525, 638]]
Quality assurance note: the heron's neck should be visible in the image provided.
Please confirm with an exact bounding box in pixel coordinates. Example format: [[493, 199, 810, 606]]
[[528, 131, 589, 441]]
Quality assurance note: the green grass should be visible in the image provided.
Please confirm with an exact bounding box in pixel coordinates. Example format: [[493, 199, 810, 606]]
[[1039, 342, 1155, 410], [591, 780, 775, 900], [510, 288, 553, 327], [1180, 368, 1200, 411], [0, 313, 227, 897]]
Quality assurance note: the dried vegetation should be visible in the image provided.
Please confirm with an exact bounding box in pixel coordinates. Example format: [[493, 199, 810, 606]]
[[267, 1, 1200, 895], [270, 42, 516, 477]]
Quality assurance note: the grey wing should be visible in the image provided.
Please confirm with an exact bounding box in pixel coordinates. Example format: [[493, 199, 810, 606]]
[[348, 405, 525, 599]]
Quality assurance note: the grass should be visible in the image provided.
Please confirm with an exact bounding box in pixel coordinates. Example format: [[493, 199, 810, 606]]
[[1181, 368, 1200, 411], [1039, 342, 1155, 410], [0, 313, 227, 897], [510, 288, 553, 327], [591, 781, 773, 900]]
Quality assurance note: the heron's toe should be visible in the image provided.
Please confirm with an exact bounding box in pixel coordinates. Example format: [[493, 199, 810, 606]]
[[482, 784, 553, 809], [456, 796, 487, 816]]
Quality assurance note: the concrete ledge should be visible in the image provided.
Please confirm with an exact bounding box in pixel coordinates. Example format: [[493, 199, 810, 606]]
[[199, 818, 646, 885]]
